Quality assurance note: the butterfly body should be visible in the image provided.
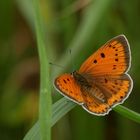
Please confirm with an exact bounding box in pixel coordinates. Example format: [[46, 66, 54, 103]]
[[72, 71, 107, 103], [54, 35, 133, 116]]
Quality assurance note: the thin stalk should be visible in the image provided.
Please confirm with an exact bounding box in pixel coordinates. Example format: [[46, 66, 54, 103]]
[[23, 98, 75, 140], [24, 97, 140, 140], [33, 0, 52, 140], [113, 105, 140, 123]]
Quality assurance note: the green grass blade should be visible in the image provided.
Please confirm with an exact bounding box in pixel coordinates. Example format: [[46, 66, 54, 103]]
[[16, 0, 34, 31], [24, 97, 140, 140], [33, 0, 52, 140], [51, 98, 76, 126], [23, 98, 75, 140], [24, 122, 41, 140], [113, 105, 140, 123]]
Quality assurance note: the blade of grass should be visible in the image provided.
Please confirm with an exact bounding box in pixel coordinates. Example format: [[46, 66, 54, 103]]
[[16, 0, 34, 30], [24, 97, 140, 140], [23, 98, 75, 140], [33, 0, 52, 140], [59, 0, 91, 19], [113, 105, 140, 123]]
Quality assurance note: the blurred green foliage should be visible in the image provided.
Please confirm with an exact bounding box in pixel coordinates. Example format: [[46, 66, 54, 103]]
[[0, 0, 140, 140]]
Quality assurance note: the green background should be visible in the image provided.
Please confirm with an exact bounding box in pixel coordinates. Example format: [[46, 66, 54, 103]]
[[0, 0, 140, 140]]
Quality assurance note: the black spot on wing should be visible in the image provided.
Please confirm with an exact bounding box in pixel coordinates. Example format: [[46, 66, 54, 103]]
[[93, 59, 97, 64], [67, 78, 70, 81], [63, 79, 67, 84], [101, 53, 105, 58]]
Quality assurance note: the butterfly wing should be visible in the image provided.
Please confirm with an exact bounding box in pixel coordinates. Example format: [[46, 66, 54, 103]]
[[79, 35, 131, 76], [54, 73, 84, 104], [92, 74, 132, 107], [80, 74, 132, 115], [81, 86, 110, 115], [78, 35, 133, 114], [54, 73, 111, 115]]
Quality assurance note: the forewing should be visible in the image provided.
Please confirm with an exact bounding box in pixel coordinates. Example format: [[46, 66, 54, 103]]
[[79, 35, 131, 76], [54, 73, 84, 104]]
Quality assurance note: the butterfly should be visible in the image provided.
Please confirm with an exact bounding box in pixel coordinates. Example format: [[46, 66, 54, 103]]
[[54, 35, 133, 116]]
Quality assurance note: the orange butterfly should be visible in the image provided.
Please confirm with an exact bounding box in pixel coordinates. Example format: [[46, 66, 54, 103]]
[[54, 35, 133, 116]]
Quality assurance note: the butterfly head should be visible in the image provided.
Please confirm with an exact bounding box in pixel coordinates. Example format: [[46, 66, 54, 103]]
[[71, 71, 91, 88], [71, 71, 81, 80], [71, 70, 77, 75]]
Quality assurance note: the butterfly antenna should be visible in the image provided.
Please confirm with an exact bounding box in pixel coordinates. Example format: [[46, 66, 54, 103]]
[[49, 62, 64, 69]]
